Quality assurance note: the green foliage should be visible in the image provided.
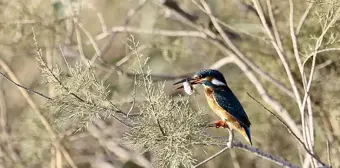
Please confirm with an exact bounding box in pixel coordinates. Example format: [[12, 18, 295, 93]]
[[125, 86, 212, 167], [125, 83, 213, 168], [35, 47, 118, 131], [123, 36, 217, 168], [33, 34, 220, 167]]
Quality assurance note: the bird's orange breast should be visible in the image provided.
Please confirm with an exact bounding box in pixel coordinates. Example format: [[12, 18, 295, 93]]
[[204, 87, 241, 130]]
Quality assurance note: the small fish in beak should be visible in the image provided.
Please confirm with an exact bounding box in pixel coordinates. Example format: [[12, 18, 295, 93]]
[[182, 79, 194, 95], [173, 78, 199, 95]]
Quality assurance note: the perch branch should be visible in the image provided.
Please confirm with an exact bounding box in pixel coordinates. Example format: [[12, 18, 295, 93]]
[[196, 140, 299, 168], [193, 145, 231, 168], [233, 141, 299, 168]]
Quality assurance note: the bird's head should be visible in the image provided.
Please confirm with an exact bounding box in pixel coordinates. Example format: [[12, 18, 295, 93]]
[[173, 69, 227, 91]]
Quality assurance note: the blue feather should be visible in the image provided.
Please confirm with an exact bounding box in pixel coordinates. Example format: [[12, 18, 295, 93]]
[[245, 127, 252, 145], [197, 69, 252, 145]]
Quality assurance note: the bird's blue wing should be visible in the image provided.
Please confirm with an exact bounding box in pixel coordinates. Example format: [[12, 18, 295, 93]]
[[213, 87, 251, 127]]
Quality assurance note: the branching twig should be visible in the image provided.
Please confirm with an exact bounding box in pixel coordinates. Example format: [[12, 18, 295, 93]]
[[127, 35, 166, 136], [252, 0, 303, 111], [198, 0, 302, 140]]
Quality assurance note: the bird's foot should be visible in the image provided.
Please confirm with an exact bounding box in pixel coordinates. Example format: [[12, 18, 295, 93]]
[[214, 120, 228, 128]]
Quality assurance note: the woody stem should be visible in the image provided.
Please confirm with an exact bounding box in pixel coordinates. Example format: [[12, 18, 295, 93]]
[[228, 128, 234, 148]]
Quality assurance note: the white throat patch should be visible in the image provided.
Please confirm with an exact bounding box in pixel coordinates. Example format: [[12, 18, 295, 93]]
[[211, 78, 226, 86]]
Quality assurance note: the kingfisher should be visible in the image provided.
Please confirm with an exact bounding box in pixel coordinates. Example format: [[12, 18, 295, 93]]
[[174, 69, 252, 145]]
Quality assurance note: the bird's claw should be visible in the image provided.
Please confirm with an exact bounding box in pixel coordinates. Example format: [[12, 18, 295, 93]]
[[214, 120, 228, 128]]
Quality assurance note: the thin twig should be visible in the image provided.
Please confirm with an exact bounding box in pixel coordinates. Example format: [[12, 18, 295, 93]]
[[0, 72, 52, 100], [303, 48, 340, 65], [129, 35, 166, 136], [326, 140, 332, 166], [59, 45, 71, 72], [76, 22, 102, 65], [193, 145, 230, 168], [56, 147, 62, 168], [93, 27, 206, 42], [266, 0, 283, 51], [288, 1, 315, 165], [209, 56, 234, 69], [0, 58, 78, 168], [289, 0, 303, 74], [127, 74, 137, 117], [197, 140, 299, 168], [247, 93, 329, 167], [232, 141, 298, 168], [296, 3, 314, 35], [74, 21, 89, 66], [50, 148, 56, 168]]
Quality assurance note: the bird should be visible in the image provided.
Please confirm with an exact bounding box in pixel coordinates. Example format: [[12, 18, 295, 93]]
[[174, 69, 252, 145]]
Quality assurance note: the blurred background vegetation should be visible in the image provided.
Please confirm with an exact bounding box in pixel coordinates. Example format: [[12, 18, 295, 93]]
[[0, 0, 339, 168]]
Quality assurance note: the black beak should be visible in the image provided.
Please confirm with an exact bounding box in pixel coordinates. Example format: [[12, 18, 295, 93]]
[[173, 78, 200, 91]]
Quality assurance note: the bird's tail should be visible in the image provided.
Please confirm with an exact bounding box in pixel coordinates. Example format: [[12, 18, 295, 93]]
[[239, 126, 252, 145]]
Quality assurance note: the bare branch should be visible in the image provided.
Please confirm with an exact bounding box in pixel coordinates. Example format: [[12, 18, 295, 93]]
[[93, 27, 206, 42], [304, 48, 340, 65], [296, 3, 314, 35], [247, 93, 329, 167], [197, 140, 299, 168], [266, 0, 283, 51], [232, 141, 299, 168], [193, 145, 231, 168], [0, 72, 52, 100], [252, 0, 303, 111]]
